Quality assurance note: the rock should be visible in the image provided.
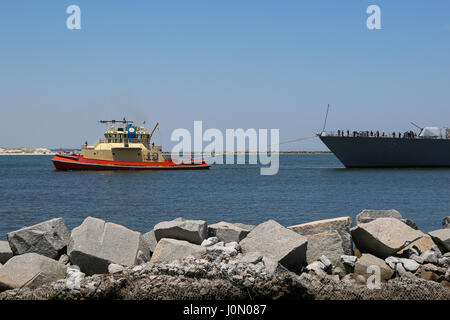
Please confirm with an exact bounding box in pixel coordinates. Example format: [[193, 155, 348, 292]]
[[303, 230, 346, 268], [233, 223, 255, 232], [438, 257, 450, 268], [238, 252, 263, 264], [66, 266, 85, 290], [396, 262, 406, 276], [306, 261, 326, 272], [150, 238, 206, 264], [208, 221, 250, 243], [240, 220, 308, 271], [420, 263, 442, 282], [442, 216, 450, 229], [58, 254, 70, 266], [108, 263, 125, 274], [0, 241, 13, 264], [355, 274, 367, 285], [206, 243, 238, 257], [430, 245, 443, 258], [385, 256, 401, 269], [318, 255, 332, 271], [351, 218, 425, 258], [420, 250, 439, 264], [410, 254, 424, 264], [67, 217, 150, 275], [354, 253, 394, 281], [7, 218, 70, 259], [356, 209, 402, 224], [356, 209, 419, 230], [225, 242, 241, 251], [446, 268, 450, 281], [136, 250, 148, 265], [0, 253, 66, 292], [332, 266, 345, 278], [341, 255, 357, 273], [400, 258, 421, 272], [142, 230, 158, 253], [401, 219, 418, 230], [405, 247, 420, 257], [154, 217, 207, 245], [397, 235, 435, 256], [201, 237, 219, 247], [262, 256, 280, 275], [429, 229, 450, 252], [288, 216, 353, 255], [396, 263, 415, 278]]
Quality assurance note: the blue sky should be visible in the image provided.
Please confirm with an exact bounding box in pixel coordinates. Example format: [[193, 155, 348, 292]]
[[1, 1, 449, 150]]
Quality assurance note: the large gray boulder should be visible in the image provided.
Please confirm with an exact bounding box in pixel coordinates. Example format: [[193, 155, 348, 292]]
[[0, 241, 13, 264], [429, 229, 450, 252], [142, 230, 158, 253], [150, 238, 207, 264], [354, 253, 394, 282], [208, 221, 250, 243], [288, 217, 353, 255], [153, 218, 207, 245], [240, 220, 308, 271], [67, 217, 150, 275], [304, 230, 345, 268], [356, 209, 402, 224], [7, 218, 70, 259], [356, 209, 417, 229], [0, 253, 66, 292], [351, 218, 425, 258]]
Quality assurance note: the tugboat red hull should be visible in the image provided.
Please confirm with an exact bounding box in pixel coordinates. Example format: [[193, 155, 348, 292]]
[[52, 154, 210, 170]]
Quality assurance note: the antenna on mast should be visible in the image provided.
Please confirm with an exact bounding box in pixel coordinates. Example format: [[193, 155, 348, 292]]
[[321, 104, 330, 134]]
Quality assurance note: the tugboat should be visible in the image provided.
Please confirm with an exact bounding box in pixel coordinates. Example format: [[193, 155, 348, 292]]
[[52, 119, 210, 170]]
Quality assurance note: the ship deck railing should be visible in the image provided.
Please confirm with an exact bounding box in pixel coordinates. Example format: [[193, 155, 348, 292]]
[[322, 131, 450, 139]]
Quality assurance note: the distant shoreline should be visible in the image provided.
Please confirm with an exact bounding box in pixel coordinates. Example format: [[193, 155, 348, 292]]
[[0, 148, 332, 156]]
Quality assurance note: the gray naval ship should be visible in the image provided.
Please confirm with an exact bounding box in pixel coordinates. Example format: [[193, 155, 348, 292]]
[[319, 126, 450, 168]]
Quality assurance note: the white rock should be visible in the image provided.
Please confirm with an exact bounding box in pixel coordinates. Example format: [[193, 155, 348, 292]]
[[66, 266, 85, 290], [201, 237, 219, 247], [225, 241, 241, 251], [420, 250, 439, 264], [385, 256, 401, 269], [108, 263, 125, 274], [306, 261, 326, 272], [400, 258, 421, 272]]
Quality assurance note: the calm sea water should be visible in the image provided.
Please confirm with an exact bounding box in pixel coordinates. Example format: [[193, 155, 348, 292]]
[[0, 154, 449, 240]]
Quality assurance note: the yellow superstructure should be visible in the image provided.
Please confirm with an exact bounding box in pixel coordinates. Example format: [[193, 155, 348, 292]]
[[81, 120, 165, 163]]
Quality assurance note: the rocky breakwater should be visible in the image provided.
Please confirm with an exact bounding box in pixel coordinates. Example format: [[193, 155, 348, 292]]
[[0, 211, 450, 300]]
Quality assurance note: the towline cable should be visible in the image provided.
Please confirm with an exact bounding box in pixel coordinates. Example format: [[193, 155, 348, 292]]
[[172, 135, 318, 162]]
